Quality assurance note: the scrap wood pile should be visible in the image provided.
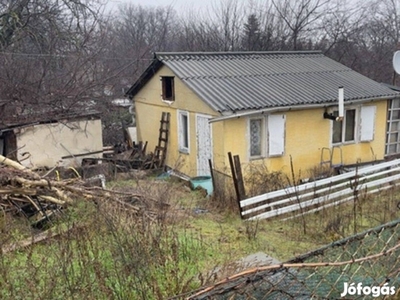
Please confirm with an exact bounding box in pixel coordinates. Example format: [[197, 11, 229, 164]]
[[0, 155, 163, 226], [106, 140, 163, 171]]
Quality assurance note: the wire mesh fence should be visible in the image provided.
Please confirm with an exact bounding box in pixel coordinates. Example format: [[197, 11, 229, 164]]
[[187, 219, 400, 299]]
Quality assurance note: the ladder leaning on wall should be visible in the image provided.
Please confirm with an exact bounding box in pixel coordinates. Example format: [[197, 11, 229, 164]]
[[150, 112, 170, 169]]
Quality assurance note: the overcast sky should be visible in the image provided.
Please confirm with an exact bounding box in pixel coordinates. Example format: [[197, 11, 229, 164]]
[[105, 0, 218, 13]]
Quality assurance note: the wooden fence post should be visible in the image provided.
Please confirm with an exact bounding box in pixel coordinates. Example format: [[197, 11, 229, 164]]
[[228, 152, 245, 218], [233, 155, 246, 200], [208, 159, 216, 193]]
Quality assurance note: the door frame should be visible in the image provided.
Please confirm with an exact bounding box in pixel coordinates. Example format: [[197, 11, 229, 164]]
[[196, 113, 213, 176]]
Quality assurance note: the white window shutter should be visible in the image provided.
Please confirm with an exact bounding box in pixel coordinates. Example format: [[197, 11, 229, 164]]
[[268, 114, 285, 156], [360, 106, 376, 142]]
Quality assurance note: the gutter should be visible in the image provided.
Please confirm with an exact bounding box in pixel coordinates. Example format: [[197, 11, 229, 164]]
[[209, 95, 399, 123]]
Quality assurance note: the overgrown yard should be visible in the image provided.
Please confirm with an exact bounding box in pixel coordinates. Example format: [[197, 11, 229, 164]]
[[1, 174, 400, 299]]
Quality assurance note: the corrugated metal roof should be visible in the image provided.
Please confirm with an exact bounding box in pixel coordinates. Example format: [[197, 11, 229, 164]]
[[149, 51, 400, 113]]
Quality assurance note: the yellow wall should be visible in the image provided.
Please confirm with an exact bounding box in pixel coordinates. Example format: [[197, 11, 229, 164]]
[[223, 102, 387, 180], [134, 65, 223, 176], [16, 119, 103, 168], [134, 64, 388, 180]]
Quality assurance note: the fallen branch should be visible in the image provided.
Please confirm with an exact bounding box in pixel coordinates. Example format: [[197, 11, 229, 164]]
[[37, 195, 65, 205], [0, 154, 40, 179], [1, 224, 78, 254], [0, 157, 161, 229]]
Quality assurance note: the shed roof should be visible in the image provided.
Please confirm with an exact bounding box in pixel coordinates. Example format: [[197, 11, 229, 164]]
[[0, 108, 100, 131], [126, 51, 400, 114]]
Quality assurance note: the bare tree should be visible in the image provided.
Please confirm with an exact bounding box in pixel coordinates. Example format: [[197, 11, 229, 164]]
[[176, 11, 221, 51], [315, 0, 365, 59], [96, 4, 178, 144], [0, 0, 113, 119], [3, 0, 398, 145], [105, 4, 177, 89], [211, 0, 246, 51], [365, 0, 400, 83], [272, 0, 329, 50]]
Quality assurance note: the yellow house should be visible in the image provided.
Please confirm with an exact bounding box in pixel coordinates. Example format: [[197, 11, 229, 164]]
[[126, 51, 400, 179]]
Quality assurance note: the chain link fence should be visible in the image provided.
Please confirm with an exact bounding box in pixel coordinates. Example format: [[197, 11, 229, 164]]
[[187, 219, 400, 299]]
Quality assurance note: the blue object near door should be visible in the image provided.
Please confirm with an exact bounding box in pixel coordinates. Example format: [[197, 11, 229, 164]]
[[190, 176, 213, 196]]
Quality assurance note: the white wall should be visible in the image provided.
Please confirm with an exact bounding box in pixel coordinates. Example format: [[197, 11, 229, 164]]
[[16, 118, 103, 168]]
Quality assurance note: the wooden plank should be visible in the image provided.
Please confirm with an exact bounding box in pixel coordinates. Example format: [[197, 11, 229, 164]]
[[240, 159, 400, 208], [358, 172, 400, 190], [61, 149, 104, 159], [282, 185, 395, 221], [233, 155, 246, 200], [228, 152, 243, 216], [208, 159, 216, 193], [241, 159, 400, 219], [247, 186, 355, 219], [241, 166, 400, 214], [241, 179, 349, 213], [2, 225, 77, 254], [250, 193, 356, 221], [247, 172, 400, 220]]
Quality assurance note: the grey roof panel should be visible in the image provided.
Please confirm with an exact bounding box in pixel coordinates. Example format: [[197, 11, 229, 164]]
[[131, 52, 400, 113]]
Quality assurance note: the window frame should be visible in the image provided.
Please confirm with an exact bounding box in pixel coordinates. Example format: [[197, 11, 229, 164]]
[[177, 110, 190, 153], [331, 107, 358, 145], [160, 76, 175, 102], [248, 114, 286, 159], [386, 99, 400, 155], [249, 117, 264, 159]]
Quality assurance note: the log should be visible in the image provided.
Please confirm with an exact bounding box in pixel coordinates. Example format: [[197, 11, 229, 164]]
[[38, 195, 65, 205], [0, 154, 27, 171], [1, 225, 77, 254], [0, 155, 41, 179], [0, 188, 38, 195], [0, 157, 158, 227]]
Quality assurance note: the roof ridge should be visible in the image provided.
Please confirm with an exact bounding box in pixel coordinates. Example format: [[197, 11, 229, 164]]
[[155, 50, 323, 57]]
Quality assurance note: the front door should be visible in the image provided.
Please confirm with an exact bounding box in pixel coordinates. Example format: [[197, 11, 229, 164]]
[[196, 114, 212, 176]]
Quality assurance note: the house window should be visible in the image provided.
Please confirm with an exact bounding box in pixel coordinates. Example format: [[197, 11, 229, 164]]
[[332, 109, 356, 144], [250, 118, 262, 157], [178, 110, 189, 153], [345, 109, 356, 141], [161, 76, 175, 101], [386, 99, 400, 155], [249, 114, 285, 158]]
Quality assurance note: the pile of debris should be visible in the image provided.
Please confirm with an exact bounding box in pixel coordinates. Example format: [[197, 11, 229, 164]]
[[93, 112, 170, 173], [0, 154, 156, 227]]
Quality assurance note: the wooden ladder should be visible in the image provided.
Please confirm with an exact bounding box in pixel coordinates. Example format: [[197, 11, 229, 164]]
[[153, 112, 170, 168]]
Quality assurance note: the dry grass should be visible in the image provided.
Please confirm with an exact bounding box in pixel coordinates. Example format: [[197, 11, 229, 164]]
[[1, 170, 400, 299]]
